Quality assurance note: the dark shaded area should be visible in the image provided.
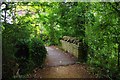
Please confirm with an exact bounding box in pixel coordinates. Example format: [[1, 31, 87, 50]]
[[78, 42, 88, 63], [14, 39, 30, 75], [15, 40, 29, 59]]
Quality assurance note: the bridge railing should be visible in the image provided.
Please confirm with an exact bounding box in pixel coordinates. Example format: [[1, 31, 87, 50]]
[[60, 36, 85, 62]]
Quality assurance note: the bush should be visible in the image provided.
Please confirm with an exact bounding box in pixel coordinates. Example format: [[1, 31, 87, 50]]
[[14, 39, 33, 75], [14, 38, 47, 75], [15, 39, 30, 60], [2, 22, 47, 78], [30, 37, 47, 68]]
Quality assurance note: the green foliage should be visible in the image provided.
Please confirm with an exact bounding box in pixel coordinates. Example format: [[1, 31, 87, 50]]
[[2, 9, 47, 79], [40, 2, 120, 79], [2, 2, 120, 79], [2, 23, 20, 79], [14, 39, 32, 75], [84, 3, 120, 79], [15, 39, 30, 60], [30, 37, 47, 67]]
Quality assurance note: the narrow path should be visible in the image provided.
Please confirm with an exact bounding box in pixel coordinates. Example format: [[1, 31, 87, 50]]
[[45, 46, 77, 67], [30, 46, 95, 78]]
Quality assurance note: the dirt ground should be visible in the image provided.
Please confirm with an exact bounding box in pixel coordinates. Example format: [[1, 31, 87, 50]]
[[29, 46, 96, 78]]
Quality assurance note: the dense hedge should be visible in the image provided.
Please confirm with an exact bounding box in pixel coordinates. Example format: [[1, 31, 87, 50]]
[[30, 38, 47, 67], [14, 39, 31, 75]]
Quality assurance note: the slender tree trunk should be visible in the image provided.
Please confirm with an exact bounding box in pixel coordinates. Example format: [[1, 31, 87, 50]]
[[4, 10, 6, 23]]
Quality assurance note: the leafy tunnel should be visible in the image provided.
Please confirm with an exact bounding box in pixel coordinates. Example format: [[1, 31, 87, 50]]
[[1, 2, 120, 79]]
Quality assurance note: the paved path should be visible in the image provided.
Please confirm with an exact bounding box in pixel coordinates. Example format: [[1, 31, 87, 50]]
[[45, 46, 77, 67], [30, 46, 95, 78]]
